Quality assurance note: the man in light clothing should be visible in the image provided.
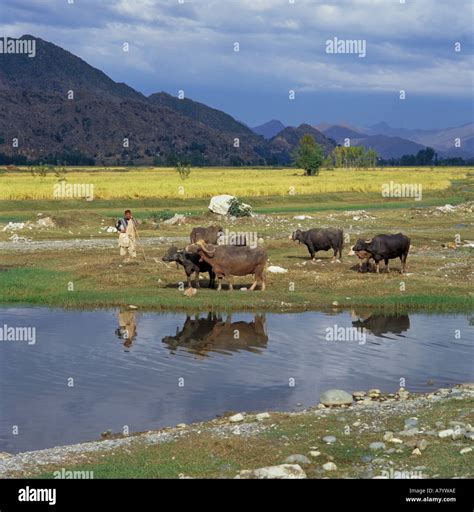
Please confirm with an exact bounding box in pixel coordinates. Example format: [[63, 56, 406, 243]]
[[117, 209, 137, 262]]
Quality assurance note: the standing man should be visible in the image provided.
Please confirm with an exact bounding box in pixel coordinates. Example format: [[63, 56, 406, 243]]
[[117, 209, 137, 262]]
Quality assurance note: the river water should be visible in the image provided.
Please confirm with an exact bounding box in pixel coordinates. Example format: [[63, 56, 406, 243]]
[[0, 307, 472, 453]]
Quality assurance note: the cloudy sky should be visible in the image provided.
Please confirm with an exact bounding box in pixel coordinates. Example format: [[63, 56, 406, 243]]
[[2, 0, 473, 129]]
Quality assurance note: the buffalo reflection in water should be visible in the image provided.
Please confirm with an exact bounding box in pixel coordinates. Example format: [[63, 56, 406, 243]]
[[351, 311, 410, 339], [162, 313, 268, 356]]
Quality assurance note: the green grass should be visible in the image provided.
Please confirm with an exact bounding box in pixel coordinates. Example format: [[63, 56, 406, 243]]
[[0, 170, 472, 312]]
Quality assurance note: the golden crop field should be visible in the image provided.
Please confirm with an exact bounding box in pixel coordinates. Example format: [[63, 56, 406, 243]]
[[0, 166, 470, 200]]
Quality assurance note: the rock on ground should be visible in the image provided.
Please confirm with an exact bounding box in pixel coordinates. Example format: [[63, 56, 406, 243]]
[[235, 464, 307, 479], [284, 454, 311, 465], [320, 389, 353, 407]]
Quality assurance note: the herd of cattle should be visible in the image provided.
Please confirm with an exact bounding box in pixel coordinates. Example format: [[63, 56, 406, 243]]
[[162, 225, 411, 291]]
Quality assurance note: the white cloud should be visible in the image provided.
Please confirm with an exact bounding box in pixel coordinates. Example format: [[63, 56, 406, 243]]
[[0, 0, 472, 96]]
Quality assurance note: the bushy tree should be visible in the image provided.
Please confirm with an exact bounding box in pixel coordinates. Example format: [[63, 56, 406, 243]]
[[293, 135, 324, 176], [175, 161, 191, 180]]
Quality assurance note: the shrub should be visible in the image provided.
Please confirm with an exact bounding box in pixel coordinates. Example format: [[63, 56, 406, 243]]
[[227, 197, 252, 217]]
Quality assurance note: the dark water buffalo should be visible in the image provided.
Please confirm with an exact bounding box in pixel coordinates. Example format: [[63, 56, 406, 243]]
[[162, 246, 215, 288], [190, 225, 223, 245], [352, 313, 410, 338], [349, 240, 374, 272], [292, 228, 343, 260], [162, 314, 268, 356], [352, 234, 410, 274], [190, 240, 267, 291]]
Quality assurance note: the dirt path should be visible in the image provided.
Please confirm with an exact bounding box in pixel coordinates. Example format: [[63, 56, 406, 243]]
[[0, 236, 188, 253]]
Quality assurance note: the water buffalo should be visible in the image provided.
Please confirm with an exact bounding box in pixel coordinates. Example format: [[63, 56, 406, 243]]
[[190, 225, 223, 245], [190, 240, 267, 291], [162, 246, 215, 288], [352, 234, 411, 274], [349, 240, 374, 272], [292, 228, 343, 261]]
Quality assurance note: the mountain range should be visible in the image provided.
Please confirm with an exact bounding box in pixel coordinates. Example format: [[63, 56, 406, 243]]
[[0, 35, 335, 166], [1, 35, 471, 166], [257, 121, 474, 159]]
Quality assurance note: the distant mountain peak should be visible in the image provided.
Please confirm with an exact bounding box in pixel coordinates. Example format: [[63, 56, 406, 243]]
[[251, 119, 286, 139]]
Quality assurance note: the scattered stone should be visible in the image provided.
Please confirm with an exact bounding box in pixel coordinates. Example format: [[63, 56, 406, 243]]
[[399, 428, 419, 437], [448, 421, 466, 428], [352, 391, 366, 400], [322, 436, 337, 444], [284, 454, 311, 465], [235, 464, 306, 479], [451, 429, 465, 441], [322, 462, 338, 471], [368, 389, 381, 398], [460, 447, 472, 455], [163, 214, 187, 225], [369, 442, 386, 451], [320, 389, 353, 407], [128, 304, 138, 310], [309, 451, 321, 458], [256, 412, 270, 421], [360, 455, 373, 463], [383, 432, 394, 442], [0, 452, 12, 460], [2, 222, 26, 231], [176, 423, 186, 428], [229, 413, 244, 423], [389, 438, 404, 445], [184, 287, 197, 298], [405, 417, 419, 429], [267, 266, 288, 274], [412, 448, 422, 456], [464, 432, 474, 441], [438, 429, 454, 438]]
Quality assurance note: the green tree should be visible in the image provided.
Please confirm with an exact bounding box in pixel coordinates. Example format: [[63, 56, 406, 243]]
[[293, 135, 324, 176], [175, 161, 191, 180]]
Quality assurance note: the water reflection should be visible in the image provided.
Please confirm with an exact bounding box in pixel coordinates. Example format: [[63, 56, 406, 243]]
[[351, 310, 410, 338], [115, 310, 138, 349], [162, 313, 269, 356]]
